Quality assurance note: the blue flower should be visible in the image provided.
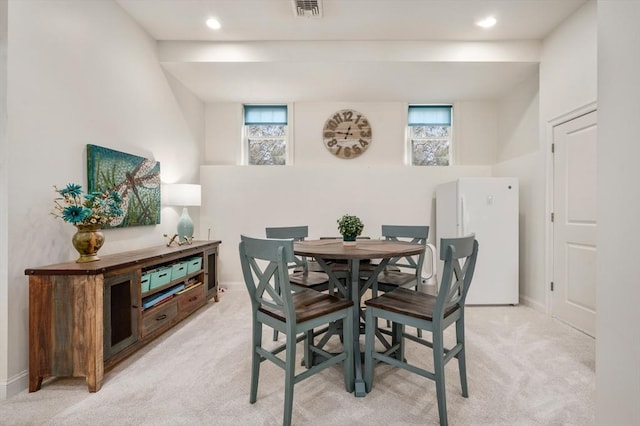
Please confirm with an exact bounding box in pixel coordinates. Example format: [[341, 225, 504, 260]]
[[59, 183, 83, 197], [53, 183, 123, 226], [62, 206, 90, 224]]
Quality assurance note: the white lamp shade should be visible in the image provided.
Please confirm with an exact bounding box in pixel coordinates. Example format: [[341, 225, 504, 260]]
[[163, 184, 201, 207]]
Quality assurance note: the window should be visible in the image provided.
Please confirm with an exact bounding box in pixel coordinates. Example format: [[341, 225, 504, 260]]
[[244, 105, 288, 165], [407, 105, 452, 166]]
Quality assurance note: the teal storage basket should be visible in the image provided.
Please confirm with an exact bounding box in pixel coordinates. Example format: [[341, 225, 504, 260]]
[[149, 267, 171, 290], [186, 257, 203, 274], [141, 272, 151, 293], [171, 262, 187, 281]]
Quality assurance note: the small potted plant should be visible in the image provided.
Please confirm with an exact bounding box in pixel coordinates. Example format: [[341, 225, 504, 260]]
[[337, 213, 364, 246]]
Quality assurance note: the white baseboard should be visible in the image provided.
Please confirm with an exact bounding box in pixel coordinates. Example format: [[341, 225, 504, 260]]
[[0, 369, 28, 400], [520, 294, 546, 313], [219, 281, 243, 289]]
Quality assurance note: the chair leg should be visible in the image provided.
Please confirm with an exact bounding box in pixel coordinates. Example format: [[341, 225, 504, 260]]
[[343, 309, 355, 392], [283, 331, 296, 426], [391, 321, 404, 361], [414, 286, 423, 338], [304, 329, 313, 369], [250, 322, 262, 404], [364, 307, 375, 393], [273, 278, 281, 341], [433, 329, 448, 426], [456, 317, 468, 397]]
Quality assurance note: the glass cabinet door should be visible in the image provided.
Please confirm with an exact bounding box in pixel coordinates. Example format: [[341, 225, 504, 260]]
[[103, 271, 138, 360]]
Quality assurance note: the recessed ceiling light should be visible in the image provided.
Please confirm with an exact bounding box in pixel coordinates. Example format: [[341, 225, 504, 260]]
[[206, 17, 221, 30], [476, 16, 497, 29]]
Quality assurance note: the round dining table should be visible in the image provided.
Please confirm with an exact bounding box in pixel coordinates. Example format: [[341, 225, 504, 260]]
[[294, 238, 426, 397]]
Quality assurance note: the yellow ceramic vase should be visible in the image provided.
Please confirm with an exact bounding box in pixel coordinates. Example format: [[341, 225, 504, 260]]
[[72, 224, 105, 263]]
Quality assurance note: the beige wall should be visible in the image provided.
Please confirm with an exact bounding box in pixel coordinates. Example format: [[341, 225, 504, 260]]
[[497, 72, 540, 162], [597, 1, 640, 423], [0, 0, 8, 396], [200, 164, 492, 283], [527, 0, 597, 312], [1, 0, 204, 398], [204, 100, 500, 167], [201, 99, 504, 284]]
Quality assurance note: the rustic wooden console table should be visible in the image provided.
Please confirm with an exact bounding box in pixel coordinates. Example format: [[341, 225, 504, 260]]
[[25, 240, 221, 393]]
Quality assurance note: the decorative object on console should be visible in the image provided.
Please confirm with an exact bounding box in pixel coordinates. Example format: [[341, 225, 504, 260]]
[[164, 233, 182, 247], [337, 213, 364, 246], [322, 109, 372, 159], [164, 184, 201, 243], [52, 183, 123, 262], [87, 144, 161, 228], [72, 224, 105, 263]]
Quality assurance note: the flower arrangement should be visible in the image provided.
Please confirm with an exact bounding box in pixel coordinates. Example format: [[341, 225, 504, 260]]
[[337, 213, 364, 240], [52, 183, 123, 227]]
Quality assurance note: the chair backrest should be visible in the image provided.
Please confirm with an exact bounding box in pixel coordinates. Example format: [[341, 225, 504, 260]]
[[265, 225, 308, 241], [266, 226, 309, 271], [435, 234, 479, 318], [239, 235, 296, 320], [381, 225, 429, 274]]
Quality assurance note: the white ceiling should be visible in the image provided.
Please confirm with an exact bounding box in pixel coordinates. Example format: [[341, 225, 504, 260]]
[[116, 0, 587, 102]]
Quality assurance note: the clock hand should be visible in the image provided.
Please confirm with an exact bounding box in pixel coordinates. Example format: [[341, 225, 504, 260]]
[[344, 126, 352, 139]]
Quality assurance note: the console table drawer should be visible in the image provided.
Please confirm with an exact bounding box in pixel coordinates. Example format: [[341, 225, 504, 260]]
[[179, 284, 206, 317], [142, 302, 178, 337]]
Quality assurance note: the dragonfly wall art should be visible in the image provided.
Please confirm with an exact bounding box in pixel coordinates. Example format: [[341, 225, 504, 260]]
[[87, 144, 161, 228]]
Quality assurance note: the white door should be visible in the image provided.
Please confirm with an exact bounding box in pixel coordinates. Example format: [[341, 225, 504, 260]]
[[552, 110, 597, 336]]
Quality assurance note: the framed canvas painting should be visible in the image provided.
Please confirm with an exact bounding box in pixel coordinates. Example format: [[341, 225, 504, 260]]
[[87, 144, 161, 228]]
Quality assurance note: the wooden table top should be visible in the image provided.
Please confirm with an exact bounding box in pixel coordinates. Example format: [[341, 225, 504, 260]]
[[25, 240, 221, 276], [294, 239, 424, 260]]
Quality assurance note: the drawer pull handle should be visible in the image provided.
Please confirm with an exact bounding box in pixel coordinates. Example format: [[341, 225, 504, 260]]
[[156, 314, 167, 321], [188, 297, 198, 302]]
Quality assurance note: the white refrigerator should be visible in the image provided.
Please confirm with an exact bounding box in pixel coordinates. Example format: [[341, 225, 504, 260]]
[[435, 177, 519, 305]]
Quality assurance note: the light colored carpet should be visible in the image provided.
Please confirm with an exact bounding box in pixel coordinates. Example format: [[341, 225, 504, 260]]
[[0, 285, 595, 425]]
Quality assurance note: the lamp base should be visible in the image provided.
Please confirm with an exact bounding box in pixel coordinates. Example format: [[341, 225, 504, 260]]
[[177, 207, 194, 243]]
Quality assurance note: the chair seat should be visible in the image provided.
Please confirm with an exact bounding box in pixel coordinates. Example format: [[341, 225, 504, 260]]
[[365, 287, 458, 322], [288, 270, 329, 288], [376, 270, 419, 287], [260, 289, 353, 323]]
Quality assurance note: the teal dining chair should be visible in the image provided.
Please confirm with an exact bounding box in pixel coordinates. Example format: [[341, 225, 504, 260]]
[[265, 226, 330, 293], [367, 225, 433, 338], [239, 235, 354, 426], [363, 234, 479, 426], [266, 226, 331, 342], [374, 225, 431, 294]]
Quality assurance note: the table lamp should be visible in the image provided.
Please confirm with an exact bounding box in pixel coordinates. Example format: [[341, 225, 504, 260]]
[[164, 184, 201, 242]]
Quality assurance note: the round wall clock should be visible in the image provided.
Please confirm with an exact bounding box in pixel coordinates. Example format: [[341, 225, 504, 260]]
[[322, 109, 372, 159]]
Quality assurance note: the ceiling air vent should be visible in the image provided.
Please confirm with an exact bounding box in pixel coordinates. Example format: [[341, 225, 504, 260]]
[[291, 0, 323, 18]]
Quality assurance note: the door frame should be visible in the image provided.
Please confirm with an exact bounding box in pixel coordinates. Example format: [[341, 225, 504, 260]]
[[545, 101, 597, 315]]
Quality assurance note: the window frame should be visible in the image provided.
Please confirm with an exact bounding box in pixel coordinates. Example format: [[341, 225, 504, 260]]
[[406, 104, 453, 166], [242, 104, 292, 166]]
